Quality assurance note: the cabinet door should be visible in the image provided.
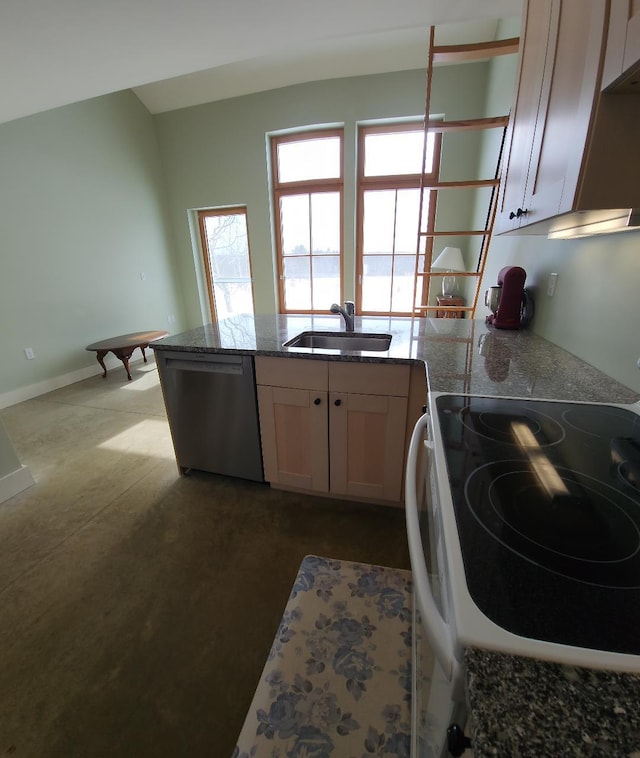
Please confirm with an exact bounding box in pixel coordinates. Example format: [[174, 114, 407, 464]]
[[495, 0, 554, 234], [257, 385, 329, 492], [624, 1, 640, 74], [602, 0, 640, 90], [329, 391, 408, 502], [524, 0, 607, 221]]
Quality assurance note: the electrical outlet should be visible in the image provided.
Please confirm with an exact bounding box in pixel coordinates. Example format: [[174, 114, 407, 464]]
[[139, 271, 146, 281], [24, 347, 34, 360], [547, 273, 558, 297]]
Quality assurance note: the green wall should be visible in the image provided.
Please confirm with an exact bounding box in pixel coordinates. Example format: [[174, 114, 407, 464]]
[[0, 91, 183, 398], [483, 226, 640, 393], [154, 65, 492, 325]]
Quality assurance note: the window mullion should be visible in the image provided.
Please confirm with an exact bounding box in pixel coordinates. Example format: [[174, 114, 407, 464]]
[[389, 189, 399, 313], [274, 178, 343, 194], [308, 193, 314, 310]]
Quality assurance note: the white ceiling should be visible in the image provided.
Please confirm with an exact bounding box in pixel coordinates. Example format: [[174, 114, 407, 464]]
[[0, 0, 522, 126]]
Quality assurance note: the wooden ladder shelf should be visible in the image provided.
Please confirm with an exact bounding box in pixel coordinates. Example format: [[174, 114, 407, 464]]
[[412, 27, 518, 319]]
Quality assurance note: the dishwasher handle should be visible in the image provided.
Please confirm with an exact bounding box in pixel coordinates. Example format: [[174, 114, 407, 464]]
[[165, 356, 244, 375], [405, 412, 458, 683]]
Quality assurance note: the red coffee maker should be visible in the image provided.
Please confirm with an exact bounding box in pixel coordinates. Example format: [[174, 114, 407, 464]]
[[485, 266, 533, 330]]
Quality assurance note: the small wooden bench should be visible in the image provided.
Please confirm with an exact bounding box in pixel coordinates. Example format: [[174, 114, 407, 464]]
[[85, 330, 168, 381], [234, 555, 412, 757]]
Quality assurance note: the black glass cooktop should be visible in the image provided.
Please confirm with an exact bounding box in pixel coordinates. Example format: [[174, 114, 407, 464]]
[[435, 394, 640, 655]]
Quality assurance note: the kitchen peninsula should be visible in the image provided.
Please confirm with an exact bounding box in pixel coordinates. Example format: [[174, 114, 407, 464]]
[[153, 313, 639, 505], [152, 312, 639, 504], [151, 314, 640, 756]]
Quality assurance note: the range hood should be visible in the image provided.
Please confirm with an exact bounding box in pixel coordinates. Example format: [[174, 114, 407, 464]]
[[547, 208, 640, 240]]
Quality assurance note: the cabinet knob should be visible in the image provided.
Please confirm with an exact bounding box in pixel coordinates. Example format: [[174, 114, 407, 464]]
[[334, 398, 342, 407], [314, 397, 321, 405], [509, 207, 528, 219]]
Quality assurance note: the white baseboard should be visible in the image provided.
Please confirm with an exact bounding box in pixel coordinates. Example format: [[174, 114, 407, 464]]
[[0, 354, 154, 410], [0, 464, 35, 504]]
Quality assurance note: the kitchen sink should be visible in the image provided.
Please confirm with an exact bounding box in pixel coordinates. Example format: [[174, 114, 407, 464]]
[[283, 331, 392, 351]]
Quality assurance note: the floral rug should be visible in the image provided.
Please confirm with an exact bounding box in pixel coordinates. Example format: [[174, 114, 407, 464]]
[[233, 555, 413, 758]]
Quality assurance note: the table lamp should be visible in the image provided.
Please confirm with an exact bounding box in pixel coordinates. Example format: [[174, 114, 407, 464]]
[[431, 246, 465, 297]]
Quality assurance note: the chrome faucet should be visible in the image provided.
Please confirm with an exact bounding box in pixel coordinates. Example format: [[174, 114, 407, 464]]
[[330, 301, 355, 332]]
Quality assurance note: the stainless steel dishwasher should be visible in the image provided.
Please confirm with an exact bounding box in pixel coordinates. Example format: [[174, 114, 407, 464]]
[[155, 350, 264, 482]]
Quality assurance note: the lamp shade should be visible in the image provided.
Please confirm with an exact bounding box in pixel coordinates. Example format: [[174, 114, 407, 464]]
[[431, 247, 465, 297], [431, 246, 465, 272]]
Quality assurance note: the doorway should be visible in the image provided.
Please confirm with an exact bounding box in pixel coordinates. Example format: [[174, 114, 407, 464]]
[[197, 207, 255, 321]]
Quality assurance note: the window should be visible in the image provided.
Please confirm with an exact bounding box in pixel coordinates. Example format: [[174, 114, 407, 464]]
[[356, 123, 441, 315], [198, 207, 255, 321], [271, 130, 343, 313]]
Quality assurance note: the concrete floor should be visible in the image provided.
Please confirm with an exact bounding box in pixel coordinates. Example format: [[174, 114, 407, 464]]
[[0, 360, 410, 757]]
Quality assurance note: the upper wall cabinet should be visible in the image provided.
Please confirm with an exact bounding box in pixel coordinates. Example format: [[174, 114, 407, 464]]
[[602, 0, 640, 91], [495, 0, 640, 236]]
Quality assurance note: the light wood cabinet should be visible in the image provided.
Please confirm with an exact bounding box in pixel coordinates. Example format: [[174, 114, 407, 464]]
[[257, 384, 329, 492], [495, 0, 554, 234], [327, 362, 409, 502], [255, 356, 422, 505], [495, 0, 640, 236], [602, 0, 640, 91], [256, 358, 329, 492], [329, 390, 407, 501]]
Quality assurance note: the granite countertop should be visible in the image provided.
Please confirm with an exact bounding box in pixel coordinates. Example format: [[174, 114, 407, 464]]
[[151, 313, 639, 404], [465, 649, 640, 757], [152, 314, 640, 756]]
